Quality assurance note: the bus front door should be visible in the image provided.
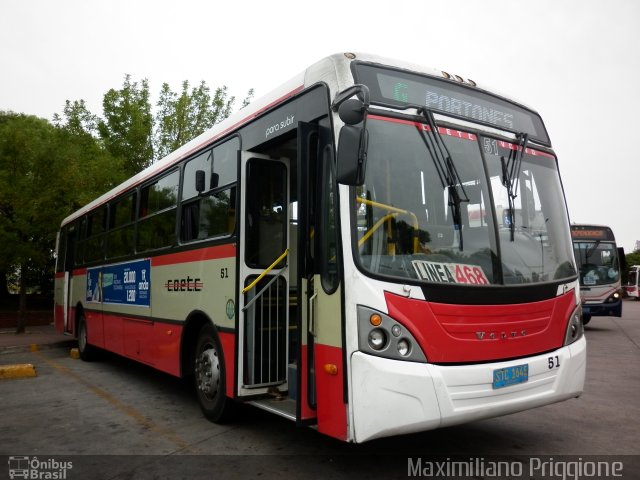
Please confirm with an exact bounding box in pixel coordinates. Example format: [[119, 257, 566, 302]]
[[237, 153, 291, 399], [62, 225, 77, 334]]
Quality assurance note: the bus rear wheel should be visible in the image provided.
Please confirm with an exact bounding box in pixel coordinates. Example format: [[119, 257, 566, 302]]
[[194, 323, 235, 423]]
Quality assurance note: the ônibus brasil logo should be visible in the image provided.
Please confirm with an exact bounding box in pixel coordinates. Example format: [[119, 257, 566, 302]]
[[8, 456, 72, 479]]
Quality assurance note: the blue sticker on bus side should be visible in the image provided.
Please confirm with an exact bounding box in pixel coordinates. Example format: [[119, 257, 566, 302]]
[[86, 259, 151, 307]]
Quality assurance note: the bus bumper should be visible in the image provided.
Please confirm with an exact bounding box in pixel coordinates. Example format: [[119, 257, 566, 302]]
[[350, 336, 586, 443], [583, 300, 622, 318]]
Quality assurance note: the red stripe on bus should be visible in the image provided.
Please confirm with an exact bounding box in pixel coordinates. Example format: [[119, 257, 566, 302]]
[[72, 268, 87, 276], [495, 140, 554, 158], [218, 331, 235, 399], [314, 344, 347, 441], [368, 115, 477, 141], [152, 244, 237, 267], [54, 304, 64, 332], [87, 312, 183, 377]]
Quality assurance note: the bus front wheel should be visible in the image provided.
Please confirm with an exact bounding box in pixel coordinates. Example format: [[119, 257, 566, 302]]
[[194, 323, 235, 423]]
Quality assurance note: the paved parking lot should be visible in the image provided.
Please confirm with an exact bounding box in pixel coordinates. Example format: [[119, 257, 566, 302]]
[[1, 300, 639, 479]]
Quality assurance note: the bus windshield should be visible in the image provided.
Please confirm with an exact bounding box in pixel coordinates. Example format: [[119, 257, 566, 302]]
[[573, 241, 620, 286], [353, 115, 577, 286]]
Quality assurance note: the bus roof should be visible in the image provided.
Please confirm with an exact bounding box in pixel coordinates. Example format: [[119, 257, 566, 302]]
[[61, 52, 541, 227]]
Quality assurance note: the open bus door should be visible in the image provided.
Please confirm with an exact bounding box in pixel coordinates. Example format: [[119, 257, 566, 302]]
[[234, 123, 324, 426], [236, 152, 292, 406], [59, 224, 77, 334], [235, 116, 345, 439], [295, 122, 319, 425]]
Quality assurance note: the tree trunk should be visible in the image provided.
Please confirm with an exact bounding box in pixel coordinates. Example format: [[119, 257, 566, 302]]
[[16, 263, 27, 334], [0, 267, 10, 300]]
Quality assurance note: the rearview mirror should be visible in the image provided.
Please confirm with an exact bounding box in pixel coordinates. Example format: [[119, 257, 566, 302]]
[[337, 125, 368, 186], [195, 170, 206, 194], [338, 98, 367, 125]]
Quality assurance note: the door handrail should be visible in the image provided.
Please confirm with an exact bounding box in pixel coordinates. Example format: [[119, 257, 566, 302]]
[[242, 265, 288, 312], [242, 248, 290, 294]]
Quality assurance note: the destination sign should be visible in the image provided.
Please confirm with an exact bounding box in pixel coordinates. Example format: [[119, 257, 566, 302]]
[[353, 63, 550, 145], [570, 225, 615, 241]]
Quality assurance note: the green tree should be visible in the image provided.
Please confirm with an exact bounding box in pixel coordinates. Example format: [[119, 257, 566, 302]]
[[99, 75, 154, 175], [154, 81, 253, 161], [53, 99, 99, 137], [58, 77, 254, 169], [0, 112, 124, 332]]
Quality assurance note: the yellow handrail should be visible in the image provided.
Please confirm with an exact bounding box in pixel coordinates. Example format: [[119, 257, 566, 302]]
[[242, 248, 290, 294], [358, 213, 398, 247], [356, 197, 420, 252]]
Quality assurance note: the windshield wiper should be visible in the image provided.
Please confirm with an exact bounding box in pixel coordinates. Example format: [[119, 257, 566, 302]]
[[585, 240, 600, 260], [500, 132, 528, 241], [418, 108, 469, 251]]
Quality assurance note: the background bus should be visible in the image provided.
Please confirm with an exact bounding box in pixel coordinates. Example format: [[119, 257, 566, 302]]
[[626, 265, 640, 300], [571, 224, 624, 324], [54, 52, 585, 443]]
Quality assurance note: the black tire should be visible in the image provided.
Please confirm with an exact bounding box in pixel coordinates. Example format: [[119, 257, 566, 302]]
[[194, 323, 235, 423], [582, 313, 591, 326], [77, 313, 97, 361]]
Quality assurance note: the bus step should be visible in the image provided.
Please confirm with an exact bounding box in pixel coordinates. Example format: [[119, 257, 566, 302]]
[[249, 397, 296, 422]]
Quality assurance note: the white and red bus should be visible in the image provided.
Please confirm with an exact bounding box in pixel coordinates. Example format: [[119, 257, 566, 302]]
[[626, 265, 640, 300], [54, 53, 585, 443], [571, 225, 624, 324]]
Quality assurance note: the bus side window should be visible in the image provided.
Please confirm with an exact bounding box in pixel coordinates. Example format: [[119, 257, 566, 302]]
[[106, 192, 136, 259], [84, 207, 107, 263], [137, 170, 179, 252], [181, 138, 238, 242]]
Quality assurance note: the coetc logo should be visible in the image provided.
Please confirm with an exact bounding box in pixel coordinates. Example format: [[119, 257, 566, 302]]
[[8, 456, 72, 479]]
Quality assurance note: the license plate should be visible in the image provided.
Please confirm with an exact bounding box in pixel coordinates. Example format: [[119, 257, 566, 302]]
[[492, 364, 529, 389]]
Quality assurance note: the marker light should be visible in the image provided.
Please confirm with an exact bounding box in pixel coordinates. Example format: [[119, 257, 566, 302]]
[[323, 364, 338, 375], [370, 314, 382, 326]]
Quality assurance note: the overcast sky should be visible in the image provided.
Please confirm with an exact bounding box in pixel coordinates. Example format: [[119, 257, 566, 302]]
[[2, 0, 639, 253]]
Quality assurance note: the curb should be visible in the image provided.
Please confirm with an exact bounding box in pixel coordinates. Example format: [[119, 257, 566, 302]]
[[0, 339, 77, 356], [0, 363, 37, 379]]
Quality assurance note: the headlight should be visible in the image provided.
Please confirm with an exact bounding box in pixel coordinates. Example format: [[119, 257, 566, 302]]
[[357, 306, 427, 362], [368, 329, 387, 350], [605, 290, 622, 303], [564, 304, 584, 346]]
